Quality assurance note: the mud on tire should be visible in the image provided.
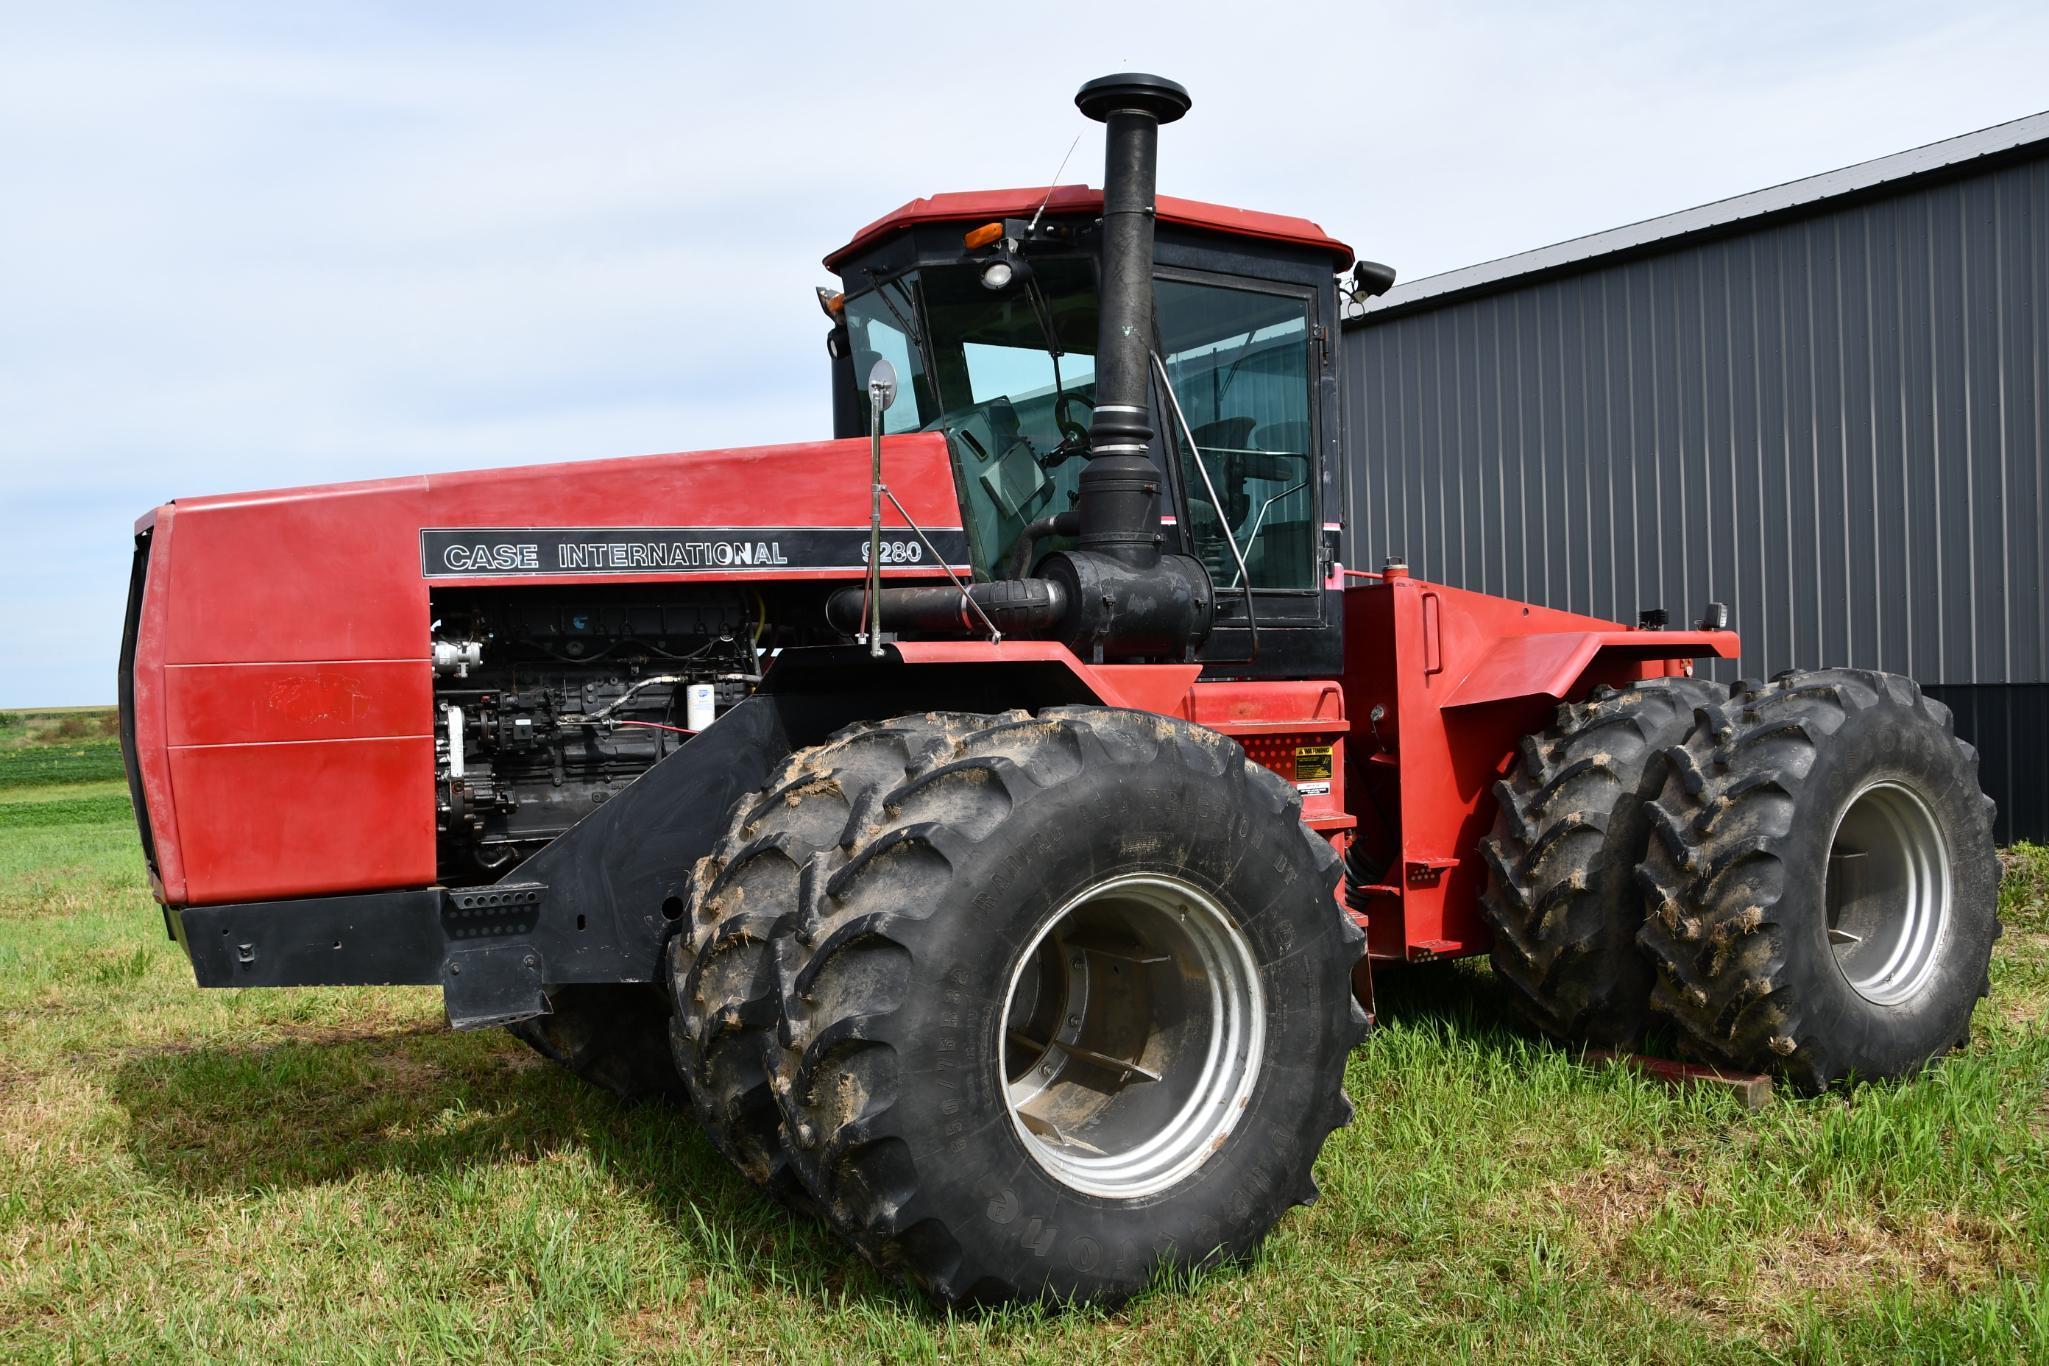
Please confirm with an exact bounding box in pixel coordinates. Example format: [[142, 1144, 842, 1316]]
[[1636, 669, 2000, 1092], [664, 714, 1002, 1198], [1477, 676, 1725, 1045], [678, 708, 1366, 1306]]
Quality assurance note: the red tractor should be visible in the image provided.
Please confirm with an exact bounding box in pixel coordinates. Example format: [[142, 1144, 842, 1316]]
[[118, 74, 2000, 1305]]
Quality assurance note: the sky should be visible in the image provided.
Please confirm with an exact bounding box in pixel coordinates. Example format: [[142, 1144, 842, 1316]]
[[3, 0, 2046, 705]]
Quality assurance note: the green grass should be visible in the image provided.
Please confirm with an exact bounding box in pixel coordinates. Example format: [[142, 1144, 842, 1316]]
[[0, 740, 124, 790], [0, 704, 118, 747], [0, 708, 127, 810], [0, 706, 123, 790], [2, 773, 2045, 1360], [0, 780, 134, 829]]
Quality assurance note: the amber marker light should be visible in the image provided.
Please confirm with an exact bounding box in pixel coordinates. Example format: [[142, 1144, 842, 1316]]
[[962, 222, 1004, 251]]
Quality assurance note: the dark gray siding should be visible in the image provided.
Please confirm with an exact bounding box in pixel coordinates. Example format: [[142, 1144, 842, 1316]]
[[1343, 152, 2048, 840], [1923, 684, 2049, 846]]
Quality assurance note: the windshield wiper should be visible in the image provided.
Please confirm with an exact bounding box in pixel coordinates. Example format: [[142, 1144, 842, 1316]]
[[1019, 271, 1092, 463], [1022, 279, 1071, 394], [866, 274, 923, 350]]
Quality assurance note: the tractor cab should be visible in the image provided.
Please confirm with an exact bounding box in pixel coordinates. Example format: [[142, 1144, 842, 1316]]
[[822, 186, 1358, 674]]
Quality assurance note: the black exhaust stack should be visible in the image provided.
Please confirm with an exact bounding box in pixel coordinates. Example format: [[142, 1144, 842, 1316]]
[[831, 73, 1214, 663], [1026, 72, 1213, 662], [1072, 73, 1189, 567]]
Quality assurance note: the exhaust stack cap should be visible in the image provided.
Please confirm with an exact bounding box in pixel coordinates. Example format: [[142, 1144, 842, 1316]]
[[1075, 72, 1191, 125]]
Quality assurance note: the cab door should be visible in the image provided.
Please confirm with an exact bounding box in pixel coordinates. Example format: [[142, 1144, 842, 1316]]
[[1152, 266, 1336, 675]]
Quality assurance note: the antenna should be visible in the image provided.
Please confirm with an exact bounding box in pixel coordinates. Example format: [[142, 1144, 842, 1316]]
[[1026, 132, 1084, 237]]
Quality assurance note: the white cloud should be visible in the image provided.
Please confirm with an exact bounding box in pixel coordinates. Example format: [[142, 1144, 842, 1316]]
[[2, 0, 2044, 703]]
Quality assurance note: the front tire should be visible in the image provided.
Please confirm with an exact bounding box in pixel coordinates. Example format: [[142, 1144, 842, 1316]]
[[1636, 669, 2000, 1091], [684, 708, 1366, 1306], [667, 715, 1007, 1198]]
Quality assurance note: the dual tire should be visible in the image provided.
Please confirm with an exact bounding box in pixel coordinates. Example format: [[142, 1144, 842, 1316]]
[[667, 707, 1367, 1305], [1479, 669, 1999, 1091], [1478, 676, 1725, 1045], [1637, 670, 2000, 1091]]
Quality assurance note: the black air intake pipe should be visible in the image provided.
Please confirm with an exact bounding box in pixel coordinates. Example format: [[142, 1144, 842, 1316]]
[[1028, 71, 1214, 660], [826, 578, 1067, 638], [833, 74, 1214, 663], [1071, 73, 1190, 568]]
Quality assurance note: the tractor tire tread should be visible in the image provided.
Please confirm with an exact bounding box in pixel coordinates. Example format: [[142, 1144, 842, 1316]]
[[1477, 676, 1726, 1045], [1635, 668, 2001, 1091], [668, 711, 1024, 1201], [752, 707, 1361, 1305]]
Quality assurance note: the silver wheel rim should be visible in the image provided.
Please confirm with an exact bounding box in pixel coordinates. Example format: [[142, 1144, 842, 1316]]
[[1825, 780, 1953, 1006], [999, 873, 1265, 1199]]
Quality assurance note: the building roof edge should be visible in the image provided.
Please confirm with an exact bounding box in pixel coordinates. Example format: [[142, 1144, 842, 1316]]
[[1355, 109, 2049, 322]]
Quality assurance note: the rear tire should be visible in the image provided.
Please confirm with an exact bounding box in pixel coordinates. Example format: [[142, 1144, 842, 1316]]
[[1636, 669, 2000, 1091], [684, 707, 1366, 1306], [1477, 676, 1724, 1045]]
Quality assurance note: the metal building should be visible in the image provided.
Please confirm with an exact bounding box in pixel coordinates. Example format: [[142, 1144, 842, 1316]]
[[1343, 112, 2049, 842]]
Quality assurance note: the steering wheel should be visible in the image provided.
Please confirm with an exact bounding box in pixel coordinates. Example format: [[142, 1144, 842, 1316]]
[[1041, 391, 1094, 468], [1056, 391, 1093, 445]]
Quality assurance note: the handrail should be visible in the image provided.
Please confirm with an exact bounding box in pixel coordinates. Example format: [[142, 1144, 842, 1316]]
[[1152, 350, 1258, 664]]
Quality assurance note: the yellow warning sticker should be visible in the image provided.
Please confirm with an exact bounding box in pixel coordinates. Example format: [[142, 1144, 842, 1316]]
[[1294, 745, 1334, 781]]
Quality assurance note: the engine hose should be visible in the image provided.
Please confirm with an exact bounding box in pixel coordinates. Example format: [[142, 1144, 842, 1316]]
[[561, 674, 683, 724], [1005, 510, 1081, 578]]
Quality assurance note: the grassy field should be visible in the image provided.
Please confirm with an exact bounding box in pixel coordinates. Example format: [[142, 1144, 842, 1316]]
[[0, 707, 124, 792], [1, 717, 2045, 1360]]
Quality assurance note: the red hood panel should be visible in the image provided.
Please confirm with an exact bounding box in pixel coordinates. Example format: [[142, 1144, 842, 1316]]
[[157, 434, 960, 664], [129, 433, 962, 905]]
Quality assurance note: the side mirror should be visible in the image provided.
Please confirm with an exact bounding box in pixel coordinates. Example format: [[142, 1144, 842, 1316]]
[[867, 357, 898, 413]]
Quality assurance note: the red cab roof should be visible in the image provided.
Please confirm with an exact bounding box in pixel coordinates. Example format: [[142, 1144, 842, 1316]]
[[825, 184, 1354, 271]]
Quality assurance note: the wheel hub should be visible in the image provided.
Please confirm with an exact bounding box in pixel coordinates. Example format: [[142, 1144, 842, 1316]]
[[999, 873, 1264, 1199], [1825, 779, 1954, 1006]]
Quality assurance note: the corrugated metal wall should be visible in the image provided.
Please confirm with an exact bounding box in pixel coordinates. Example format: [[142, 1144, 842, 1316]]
[[1343, 152, 2048, 840], [1923, 684, 2048, 846]]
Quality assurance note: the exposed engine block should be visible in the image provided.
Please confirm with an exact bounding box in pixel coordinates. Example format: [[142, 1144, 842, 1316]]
[[428, 587, 771, 880]]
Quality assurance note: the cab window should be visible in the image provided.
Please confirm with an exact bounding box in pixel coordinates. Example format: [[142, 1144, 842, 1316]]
[[842, 258, 1100, 577], [845, 277, 933, 435]]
